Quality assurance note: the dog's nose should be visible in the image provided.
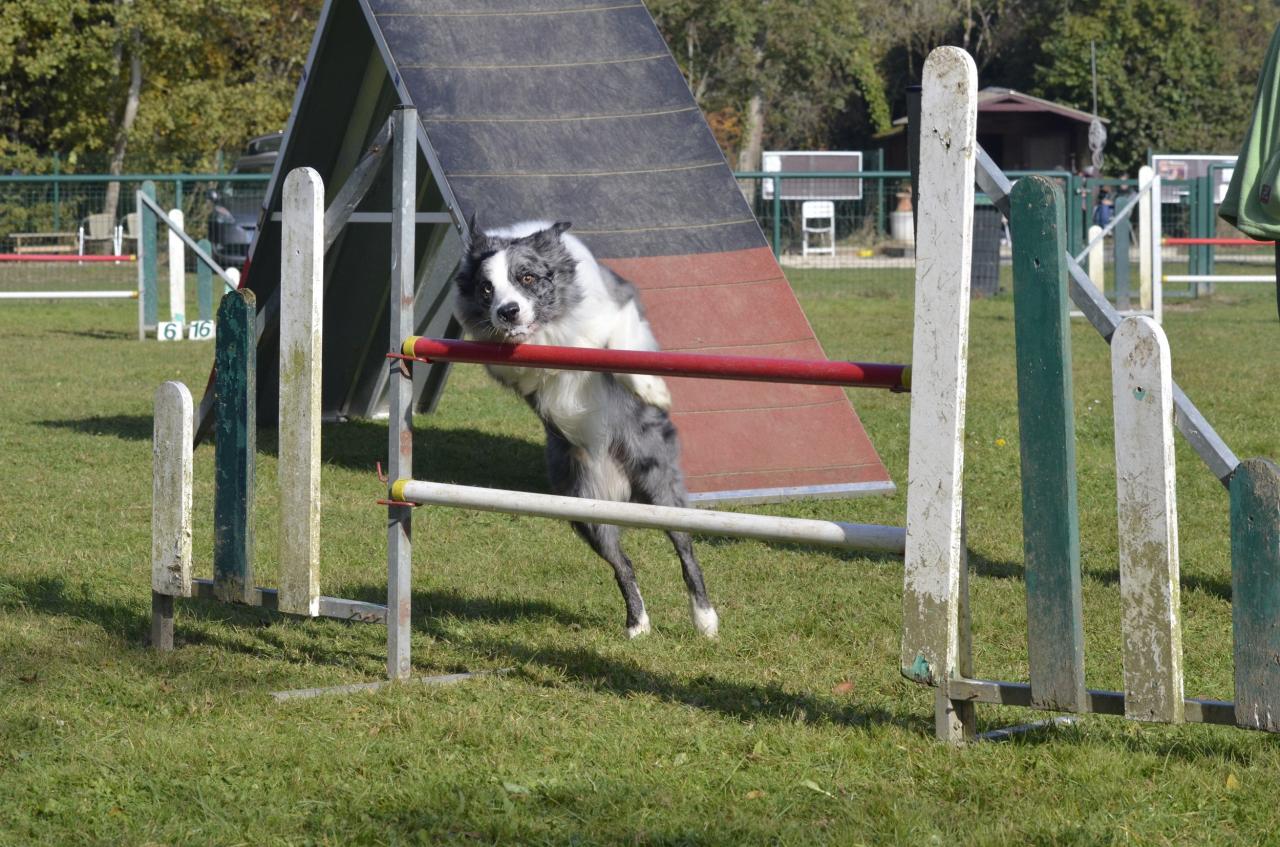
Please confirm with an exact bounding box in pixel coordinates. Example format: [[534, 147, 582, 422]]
[[496, 302, 520, 323]]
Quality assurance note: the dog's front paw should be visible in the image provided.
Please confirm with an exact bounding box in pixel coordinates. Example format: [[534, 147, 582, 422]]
[[690, 603, 719, 638], [627, 374, 671, 410], [626, 612, 651, 639]]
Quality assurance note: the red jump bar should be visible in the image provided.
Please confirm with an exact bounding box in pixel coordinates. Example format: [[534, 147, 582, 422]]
[[399, 336, 911, 391], [1162, 238, 1274, 247], [0, 253, 136, 263]]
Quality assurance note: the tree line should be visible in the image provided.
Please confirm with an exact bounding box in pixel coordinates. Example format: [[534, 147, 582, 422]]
[[2, 0, 1276, 185]]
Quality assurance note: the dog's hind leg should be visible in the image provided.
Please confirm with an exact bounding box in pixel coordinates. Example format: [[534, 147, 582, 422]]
[[571, 520, 650, 638], [545, 423, 649, 637], [625, 412, 719, 638]]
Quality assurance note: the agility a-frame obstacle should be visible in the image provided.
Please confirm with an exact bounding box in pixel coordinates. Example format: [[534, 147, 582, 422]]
[[194, 0, 895, 505]]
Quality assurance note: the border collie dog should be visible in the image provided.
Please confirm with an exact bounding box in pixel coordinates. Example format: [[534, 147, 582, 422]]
[[452, 218, 718, 639]]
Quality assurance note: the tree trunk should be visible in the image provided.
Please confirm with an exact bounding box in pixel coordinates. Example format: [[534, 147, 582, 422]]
[[103, 30, 142, 221], [736, 39, 766, 205]]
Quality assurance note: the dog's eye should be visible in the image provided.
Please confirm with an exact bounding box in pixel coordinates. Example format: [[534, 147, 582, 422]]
[[519, 273, 536, 286]]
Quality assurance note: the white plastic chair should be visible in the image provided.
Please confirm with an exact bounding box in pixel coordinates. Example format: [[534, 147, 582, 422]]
[[801, 201, 835, 256]]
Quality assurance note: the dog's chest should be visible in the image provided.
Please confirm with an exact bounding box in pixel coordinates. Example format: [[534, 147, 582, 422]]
[[494, 322, 615, 449]]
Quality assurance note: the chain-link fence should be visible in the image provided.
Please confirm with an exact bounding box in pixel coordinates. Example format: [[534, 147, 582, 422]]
[[1157, 174, 1275, 299], [0, 174, 269, 293], [8, 167, 1267, 302]]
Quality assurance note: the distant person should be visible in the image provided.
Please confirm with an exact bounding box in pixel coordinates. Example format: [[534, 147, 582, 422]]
[[1092, 188, 1115, 228]]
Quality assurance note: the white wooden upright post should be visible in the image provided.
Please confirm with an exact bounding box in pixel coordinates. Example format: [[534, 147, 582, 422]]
[[1137, 166, 1153, 314], [1111, 316, 1183, 724], [1150, 173, 1164, 325], [1087, 224, 1105, 296], [900, 47, 977, 742], [167, 208, 186, 325], [278, 168, 324, 617], [152, 380, 193, 650]]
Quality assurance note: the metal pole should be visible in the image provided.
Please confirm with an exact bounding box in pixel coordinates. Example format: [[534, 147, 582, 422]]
[[387, 106, 417, 681], [393, 480, 907, 555], [401, 336, 910, 391], [771, 175, 782, 256], [906, 84, 922, 239]]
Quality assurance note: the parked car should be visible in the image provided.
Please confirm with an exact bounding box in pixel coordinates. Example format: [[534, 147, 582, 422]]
[[208, 132, 282, 269]]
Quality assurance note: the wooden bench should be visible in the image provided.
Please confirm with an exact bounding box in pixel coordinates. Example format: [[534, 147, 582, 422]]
[[11, 232, 78, 254]]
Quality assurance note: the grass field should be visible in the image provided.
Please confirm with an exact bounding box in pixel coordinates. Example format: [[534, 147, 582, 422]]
[[1, 265, 1279, 845]]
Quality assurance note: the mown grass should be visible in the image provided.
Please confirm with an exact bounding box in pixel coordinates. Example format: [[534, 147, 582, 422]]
[[1, 264, 1278, 845]]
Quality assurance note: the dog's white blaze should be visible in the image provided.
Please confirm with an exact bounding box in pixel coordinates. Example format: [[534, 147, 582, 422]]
[[690, 601, 719, 638], [482, 250, 535, 334]]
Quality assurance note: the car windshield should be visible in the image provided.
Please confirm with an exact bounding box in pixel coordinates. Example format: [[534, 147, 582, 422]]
[[254, 134, 283, 154]]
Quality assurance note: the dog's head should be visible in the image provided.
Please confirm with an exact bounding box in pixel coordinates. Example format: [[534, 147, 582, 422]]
[[453, 218, 581, 341]]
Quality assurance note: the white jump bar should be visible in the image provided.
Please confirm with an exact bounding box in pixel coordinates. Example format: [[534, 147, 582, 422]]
[[1164, 275, 1276, 284], [395, 479, 907, 554], [0, 290, 138, 300]]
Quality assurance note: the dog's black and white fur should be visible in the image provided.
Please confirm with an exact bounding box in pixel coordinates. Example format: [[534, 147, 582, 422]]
[[452, 218, 718, 639]]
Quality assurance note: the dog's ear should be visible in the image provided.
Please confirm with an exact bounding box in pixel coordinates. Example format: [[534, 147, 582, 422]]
[[550, 221, 572, 236], [464, 212, 491, 255]]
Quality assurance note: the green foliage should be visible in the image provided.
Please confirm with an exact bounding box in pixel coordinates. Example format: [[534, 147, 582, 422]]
[[3, 0, 1280, 177], [0, 0, 320, 174], [650, 0, 890, 157], [1032, 0, 1273, 173]]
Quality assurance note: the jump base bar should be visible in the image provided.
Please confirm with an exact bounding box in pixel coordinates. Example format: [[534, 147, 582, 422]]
[[190, 579, 387, 623], [272, 670, 508, 702]]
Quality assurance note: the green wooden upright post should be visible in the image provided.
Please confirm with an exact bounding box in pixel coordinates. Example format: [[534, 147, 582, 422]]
[[1231, 458, 1280, 732], [196, 238, 213, 322], [771, 176, 782, 256], [1114, 213, 1132, 311], [1010, 175, 1086, 713], [1202, 174, 1216, 285], [52, 154, 62, 231], [213, 289, 256, 604], [141, 180, 159, 330]]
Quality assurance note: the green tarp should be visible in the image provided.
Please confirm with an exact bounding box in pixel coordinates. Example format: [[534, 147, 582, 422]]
[[1220, 23, 1280, 238]]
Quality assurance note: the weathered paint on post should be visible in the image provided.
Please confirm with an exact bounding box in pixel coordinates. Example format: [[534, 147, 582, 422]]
[[197, 238, 214, 322], [140, 181, 158, 334], [901, 47, 977, 693], [278, 168, 324, 617], [1010, 175, 1087, 713], [1112, 316, 1183, 723], [1138, 166, 1153, 313], [214, 288, 256, 604], [934, 509, 976, 743], [387, 106, 418, 680], [1087, 224, 1105, 295], [151, 380, 192, 651], [1231, 458, 1280, 732], [167, 208, 186, 324], [152, 381, 193, 597]]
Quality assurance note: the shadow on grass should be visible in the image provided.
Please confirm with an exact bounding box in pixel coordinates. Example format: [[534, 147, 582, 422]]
[[2, 574, 922, 733], [51, 327, 134, 341], [36, 415, 549, 491], [1077, 564, 1231, 603], [465, 635, 918, 732]]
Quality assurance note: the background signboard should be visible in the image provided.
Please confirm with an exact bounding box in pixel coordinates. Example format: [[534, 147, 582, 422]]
[[761, 151, 863, 200]]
